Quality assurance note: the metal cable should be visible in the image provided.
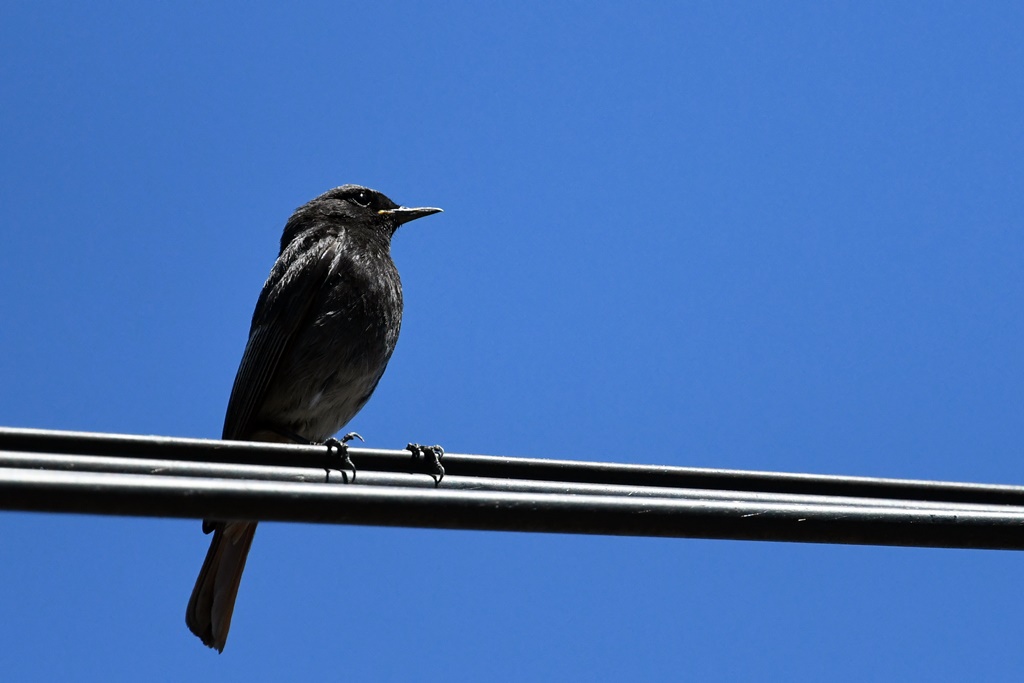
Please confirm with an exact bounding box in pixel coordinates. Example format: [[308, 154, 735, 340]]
[[3, 426, 1023, 551]]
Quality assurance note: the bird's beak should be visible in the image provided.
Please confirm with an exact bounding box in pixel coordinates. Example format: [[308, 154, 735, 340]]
[[378, 206, 443, 225]]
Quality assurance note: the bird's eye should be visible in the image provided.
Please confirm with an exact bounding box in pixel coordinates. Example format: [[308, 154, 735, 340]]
[[352, 191, 372, 207]]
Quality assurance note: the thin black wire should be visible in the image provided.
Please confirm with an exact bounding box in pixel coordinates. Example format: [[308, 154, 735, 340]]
[[2, 426, 1023, 506], [3, 426, 1024, 551], [1, 449, 1018, 515], [3, 466, 1024, 550]]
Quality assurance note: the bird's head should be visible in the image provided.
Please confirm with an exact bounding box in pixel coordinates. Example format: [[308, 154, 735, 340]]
[[281, 184, 442, 253]]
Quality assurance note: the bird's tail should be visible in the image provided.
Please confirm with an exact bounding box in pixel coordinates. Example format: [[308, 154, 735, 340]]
[[185, 520, 257, 652]]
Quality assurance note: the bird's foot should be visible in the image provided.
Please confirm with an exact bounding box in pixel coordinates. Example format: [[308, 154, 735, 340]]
[[324, 432, 363, 483], [407, 443, 445, 486]]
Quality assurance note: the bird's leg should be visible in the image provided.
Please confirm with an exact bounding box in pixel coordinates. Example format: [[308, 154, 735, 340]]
[[406, 443, 445, 486], [324, 432, 362, 483]]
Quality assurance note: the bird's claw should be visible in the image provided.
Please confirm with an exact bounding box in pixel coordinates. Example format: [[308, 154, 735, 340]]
[[341, 432, 364, 445], [407, 443, 445, 486], [324, 435, 359, 483]]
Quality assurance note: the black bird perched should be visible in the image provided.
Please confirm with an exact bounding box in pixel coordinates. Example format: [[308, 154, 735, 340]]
[[186, 184, 442, 652]]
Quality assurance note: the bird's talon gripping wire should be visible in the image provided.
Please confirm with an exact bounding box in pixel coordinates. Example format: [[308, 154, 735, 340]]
[[324, 435, 359, 483], [407, 443, 445, 486]]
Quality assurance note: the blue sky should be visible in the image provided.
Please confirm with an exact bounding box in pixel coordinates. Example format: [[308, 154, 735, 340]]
[[2, 2, 1023, 680]]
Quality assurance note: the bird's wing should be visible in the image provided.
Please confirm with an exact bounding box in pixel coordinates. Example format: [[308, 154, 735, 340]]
[[221, 242, 333, 441]]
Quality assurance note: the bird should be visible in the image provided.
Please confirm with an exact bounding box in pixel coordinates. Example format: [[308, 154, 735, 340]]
[[186, 184, 442, 652]]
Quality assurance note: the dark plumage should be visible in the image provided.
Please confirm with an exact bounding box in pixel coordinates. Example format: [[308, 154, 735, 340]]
[[186, 185, 441, 652]]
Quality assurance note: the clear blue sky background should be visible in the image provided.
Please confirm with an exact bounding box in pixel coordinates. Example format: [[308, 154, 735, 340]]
[[2, 2, 1023, 680]]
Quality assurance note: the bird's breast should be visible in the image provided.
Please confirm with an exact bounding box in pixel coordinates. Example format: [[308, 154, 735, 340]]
[[258, 246, 404, 442]]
